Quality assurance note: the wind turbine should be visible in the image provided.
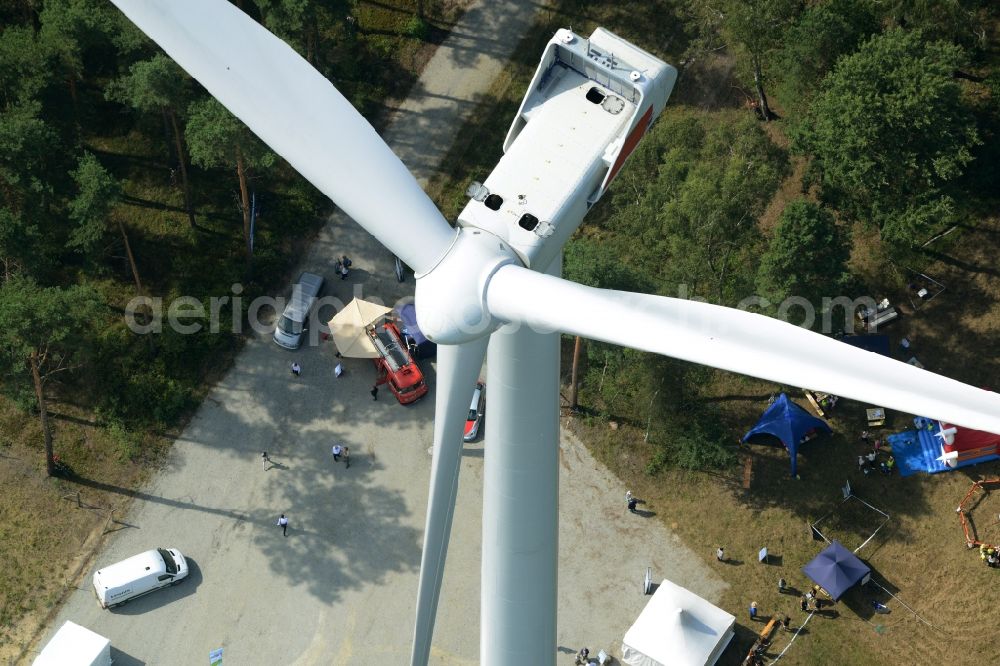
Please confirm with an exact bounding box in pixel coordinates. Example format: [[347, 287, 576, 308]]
[[111, 2, 1000, 664]]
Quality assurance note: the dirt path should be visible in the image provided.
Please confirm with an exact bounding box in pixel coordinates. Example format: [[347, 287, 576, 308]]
[[29, 3, 725, 664]]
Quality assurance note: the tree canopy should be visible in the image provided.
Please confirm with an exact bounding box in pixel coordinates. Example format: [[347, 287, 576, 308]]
[[601, 112, 788, 305], [772, 0, 879, 116], [793, 28, 980, 247], [756, 200, 852, 328], [0, 276, 102, 474]]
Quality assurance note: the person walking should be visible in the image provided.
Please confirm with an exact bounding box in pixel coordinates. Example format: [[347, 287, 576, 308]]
[[370, 385, 379, 401], [777, 577, 787, 593], [261, 451, 271, 471], [799, 595, 808, 612], [334, 362, 344, 378], [626, 490, 638, 513], [343, 446, 350, 469], [291, 362, 301, 377], [277, 514, 288, 537], [332, 444, 342, 462]]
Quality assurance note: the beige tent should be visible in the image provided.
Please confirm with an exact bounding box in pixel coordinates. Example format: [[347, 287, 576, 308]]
[[328, 298, 392, 358]]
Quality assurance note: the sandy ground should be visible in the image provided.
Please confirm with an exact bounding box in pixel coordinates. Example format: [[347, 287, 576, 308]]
[[30, 2, 726, 663]]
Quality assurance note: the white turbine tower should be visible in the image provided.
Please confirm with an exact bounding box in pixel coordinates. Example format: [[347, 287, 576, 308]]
[[111, 2, 1000, 664]]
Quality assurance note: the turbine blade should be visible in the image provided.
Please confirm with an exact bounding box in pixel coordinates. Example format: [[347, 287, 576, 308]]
[[486, 266, 1000, 435], [412, 337, 488, 666], [110, 0, 455, 274]]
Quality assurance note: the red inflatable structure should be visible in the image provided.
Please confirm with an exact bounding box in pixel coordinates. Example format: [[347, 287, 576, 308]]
[[937, 422, 1000, 469]]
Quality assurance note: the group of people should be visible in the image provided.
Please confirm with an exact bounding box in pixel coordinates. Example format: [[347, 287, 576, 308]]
[[800, 584, 825, 612], [334, 254, 353, 280], [332, 443, 351, 468], [857, 432, 894, 476], [980, 544, 999, 568]]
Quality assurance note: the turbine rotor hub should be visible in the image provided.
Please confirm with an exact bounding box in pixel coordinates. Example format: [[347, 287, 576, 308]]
[[414, 228, 520, 345]]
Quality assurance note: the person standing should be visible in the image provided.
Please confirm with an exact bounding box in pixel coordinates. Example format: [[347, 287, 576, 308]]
[[261, 451, 271, 471], [370, 385, 379, 401], [626, 490, 638, 513], [334, 362, 344, 378], [749, 601, 758, 621], [778, 577, 787, 593], [343, 446, 350, 469], [277, 514, 288, 537], [332, 444, 342, 462], [291, 362, 301, 377], [716, 546, 725, 562]]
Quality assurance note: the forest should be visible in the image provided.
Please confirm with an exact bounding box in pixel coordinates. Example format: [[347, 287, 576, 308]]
[[0, 0, 455, 476]]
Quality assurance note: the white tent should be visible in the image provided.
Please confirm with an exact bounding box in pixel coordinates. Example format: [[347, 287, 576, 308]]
[[622, 579, 735, 666], [33, 621, 111, 666]]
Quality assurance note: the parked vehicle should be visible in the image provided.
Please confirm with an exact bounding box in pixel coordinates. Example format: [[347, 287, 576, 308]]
[[368, 320, 428, 404], [464, 381, 486, 442], [93, 547, 188, 609], [33, 621, 111, 666], [273, 271, 325, 349], [397, 303, 436, 359]]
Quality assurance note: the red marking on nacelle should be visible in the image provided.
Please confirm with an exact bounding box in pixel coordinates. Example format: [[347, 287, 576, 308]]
[[606, 105, 654, 185]]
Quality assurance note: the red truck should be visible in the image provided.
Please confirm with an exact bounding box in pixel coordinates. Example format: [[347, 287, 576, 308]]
[[368, 320, 428, 404]]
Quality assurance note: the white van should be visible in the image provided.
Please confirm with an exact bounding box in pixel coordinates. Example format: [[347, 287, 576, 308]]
[[273, 271, 325, 349], [93, 547, 188, 609]]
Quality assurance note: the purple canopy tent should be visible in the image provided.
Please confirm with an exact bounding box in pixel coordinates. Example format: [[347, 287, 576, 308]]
[[802, 540, 871, 601]]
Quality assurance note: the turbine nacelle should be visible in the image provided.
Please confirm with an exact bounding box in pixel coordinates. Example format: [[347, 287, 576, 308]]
[[414, 227, 521, 345]]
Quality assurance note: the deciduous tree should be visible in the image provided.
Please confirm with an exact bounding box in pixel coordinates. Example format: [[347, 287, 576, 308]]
[[756, 200, 851, 329], [688, 0, 798, 120], [772, 0, 878, 116], [793, 29, 980, 247]]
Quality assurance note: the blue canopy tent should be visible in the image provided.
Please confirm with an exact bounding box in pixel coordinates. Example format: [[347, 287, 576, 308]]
[[802, 540, 871, 601], [840, 334, 891, 357], [397, 303, 436, 359], [742, 393, 832, 476]]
